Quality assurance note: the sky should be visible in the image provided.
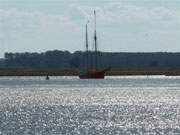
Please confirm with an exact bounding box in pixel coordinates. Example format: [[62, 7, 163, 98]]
[[0, 0, 180, 58]]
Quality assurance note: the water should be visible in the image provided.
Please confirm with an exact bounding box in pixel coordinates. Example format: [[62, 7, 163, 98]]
[[0, 76, 180, 135]]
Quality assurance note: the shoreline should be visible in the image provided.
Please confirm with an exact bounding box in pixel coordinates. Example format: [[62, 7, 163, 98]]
[[0, 68, 180, 76]]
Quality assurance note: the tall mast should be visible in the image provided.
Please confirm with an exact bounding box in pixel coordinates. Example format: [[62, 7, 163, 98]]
[[94, 10, 98, 70], [86, 23, 89, 71]]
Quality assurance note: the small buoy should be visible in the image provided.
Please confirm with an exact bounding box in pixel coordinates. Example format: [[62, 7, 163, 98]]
[[46, 75, 49, 80]]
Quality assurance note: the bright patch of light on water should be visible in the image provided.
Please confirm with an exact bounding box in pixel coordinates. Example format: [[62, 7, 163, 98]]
[[0, 76, 180, 134]]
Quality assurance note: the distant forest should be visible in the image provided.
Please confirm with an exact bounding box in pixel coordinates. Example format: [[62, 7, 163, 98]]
[[2, 50, 180, 69]]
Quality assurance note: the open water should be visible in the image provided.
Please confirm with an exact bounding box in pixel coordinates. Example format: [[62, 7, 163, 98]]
[[0, 76, 180, 135]]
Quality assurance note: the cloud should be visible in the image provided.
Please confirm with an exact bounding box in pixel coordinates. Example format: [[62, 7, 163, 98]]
[[0, 8, 76, 33], [67, 2, 180, 52], [0, 8, 83, 55], [0, 1, 179, 56], [0, 8, 82, 45], [70, 2, 180, 25]]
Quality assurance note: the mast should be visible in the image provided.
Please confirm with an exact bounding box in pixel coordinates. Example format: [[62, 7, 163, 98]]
[[85, 23, 89, 71], [94, 10, 98, 70]]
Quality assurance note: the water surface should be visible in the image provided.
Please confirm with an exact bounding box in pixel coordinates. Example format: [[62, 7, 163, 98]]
[[0, 76, 180, 134]]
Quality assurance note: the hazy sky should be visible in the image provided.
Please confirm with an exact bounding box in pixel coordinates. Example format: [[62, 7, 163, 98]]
[[0, 0, 180, 57]]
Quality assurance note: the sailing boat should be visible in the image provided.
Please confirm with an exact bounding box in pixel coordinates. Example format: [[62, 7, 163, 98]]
[[79, 11, 111, 79]]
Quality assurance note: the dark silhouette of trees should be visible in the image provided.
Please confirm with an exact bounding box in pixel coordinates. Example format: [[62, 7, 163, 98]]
[[4, 51, 180, 69], [69, 57, 80, 68]]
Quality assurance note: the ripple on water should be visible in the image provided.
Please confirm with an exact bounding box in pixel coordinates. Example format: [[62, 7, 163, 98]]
[[0, 76, 180, 134]]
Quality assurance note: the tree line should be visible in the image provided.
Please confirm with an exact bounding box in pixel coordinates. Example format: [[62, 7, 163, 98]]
[[3, 50, 180, 69]]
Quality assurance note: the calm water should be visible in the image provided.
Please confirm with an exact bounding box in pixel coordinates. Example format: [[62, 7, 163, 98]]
[[0, 76, 180, 135]]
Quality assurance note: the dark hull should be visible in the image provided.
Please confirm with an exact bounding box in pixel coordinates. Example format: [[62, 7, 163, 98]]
[[79, 68, 110, 79]]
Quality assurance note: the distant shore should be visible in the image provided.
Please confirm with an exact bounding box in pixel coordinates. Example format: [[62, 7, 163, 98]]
[[0, 68, 180, 76]]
